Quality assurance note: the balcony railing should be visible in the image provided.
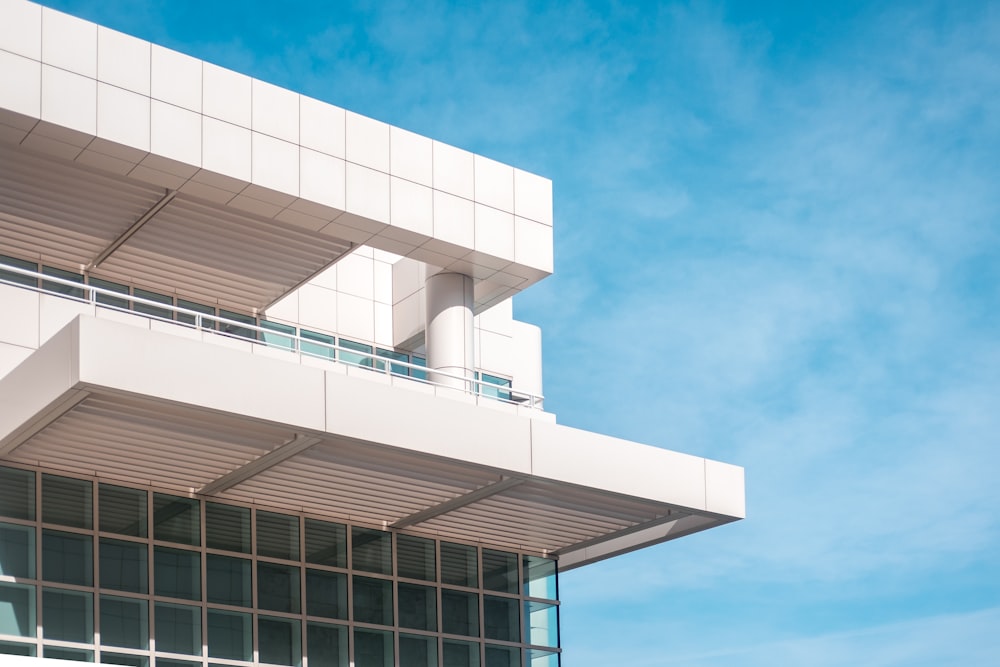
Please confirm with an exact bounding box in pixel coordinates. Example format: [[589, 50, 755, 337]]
[[0, 262, 543, 409]]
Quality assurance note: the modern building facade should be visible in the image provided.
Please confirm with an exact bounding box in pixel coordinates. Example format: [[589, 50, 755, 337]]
[[0, 1, 746, 665]]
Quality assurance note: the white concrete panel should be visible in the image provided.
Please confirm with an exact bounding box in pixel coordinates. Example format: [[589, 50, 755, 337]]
[[39, 295, 93, 345], [150, 100, 201, 167], [41, 6, 96, 77], [373, 259, 392, 305], [479, 330, 513, 376], [474, 154, 514, 212], [252, 78, 298, 143], [390, 177, 433, 237], [151, 45, 201, 112], [432, 190, 475, 250], [299, 148, 346, 211], [390, 126, 432, 186], [474, 204, 515, 260], [514, 216, 553, 272], [509, 320, 543, 399], [97, 83, 150, 152], [202, 116, 251, 182], [300, 96, 345, 158], [514, 168, 553, 226], [345, 163, 390, 224], [432, 141, 474, 199], [336, 253, 374, 300], [474, 297, 513, 335], [41, 65, 96, 136], [0, 343, 32, 380], [97, 26, 150, 95], [203, 62, 251, 127], [392, 290, 423, 348], [0, 284, 39, 348], [374, 302, 392, 346], [530, 420, 708, 510], [309, 264, 337, 291], [296, 284, 337, 333], [264, 292, 299, 324], [0, 50, 41, 119], [345, 111, 390, 172], [251, 132, 299, 198], [391, 257, 423, 304], [337, 292, 375, 342], [0, 0, 41, 59], [705, 459, 747, 518]]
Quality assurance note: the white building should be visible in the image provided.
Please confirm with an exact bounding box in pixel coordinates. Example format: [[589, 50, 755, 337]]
[[0, 1, 745, 665]]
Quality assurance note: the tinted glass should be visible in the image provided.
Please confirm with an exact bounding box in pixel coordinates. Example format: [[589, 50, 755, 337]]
[[306, 569, 347, 620], [0, 467, 34, 520], [100, 595, 148, 649], [154, 603, 200, 655], [153, 494, 200, 546], [207, 609, 251, 661], [0, 523, 34, 578], [398, 583, 436, 631], [257, 562, 300, 613], [397, 534, 436, 581], [206, 555, 251, 607], [99, 484, 147, 537], [352, 527, 391, 575], [441, 590, 479, 637], [42, 474, 92, 529], [100, 538, 147, 593], [205, 503, 250, 553], [482, 550, 518, 594], [441, 542, 478, 588], [305, 518, 346, 567], [43, 530, 92, 586], [257, 511, 299, 560], [42, 588, 92, 642], [258, 616, 300, 666], [353, 576, 393, 626], [154, 547, 201, 601]]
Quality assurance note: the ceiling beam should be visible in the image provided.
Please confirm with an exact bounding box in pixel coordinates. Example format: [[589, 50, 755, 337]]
[[391, 476, 525, 529], [0, 389, 90, 456], [199, 433, 323, 495], [86, 188, 177, 270]]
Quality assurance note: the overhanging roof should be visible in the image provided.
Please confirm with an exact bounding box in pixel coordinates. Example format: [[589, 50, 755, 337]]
[[0, 313, 744, 569]]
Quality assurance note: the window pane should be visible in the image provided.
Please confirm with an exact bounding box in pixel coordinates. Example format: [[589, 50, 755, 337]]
[[305, 518, 346, 568], [400, 633, 438, 667], [42, 588, 93, 643], [523, 556, 557, 600], [443, 639, 480, 667], [207, 609, 251, 662], [207, 555, 251, 608], [154, 547, 201, 601], [0, 640, 35, 656], [99, 484, 147, 537], [526, 601, 559, 648], [205, 503, 250, 553], [307, 622, 348, 667], [398, 583, 436, 632], [258, 616, 300, 666], [397, 534, 435, 582], [410, 356, 427, 382], [41, 265, 85, 299], [100, 595, 148, 649], [90, 277, 130, 309], [485, 645, 521, 667], [153, 494, 200, 546], [375, 348, 408, 375], [156, 660, 200, 667], [43, 647, 94, 661], [338, 338, 373, 367], [100, 538, 148, 594], [478, 373, 512, 401], [43, 529, 93, 586], [0, 523, 34, 578], [154, 603, 201, 656], [441, 542, 477, 588], [352, 527, 391, 575], [0, 583, 35, 637], [482, 550, 518, 594], [100, 653, 149, 666], [257, 562, 300, 613], [42, 474, 92, 529], [352, 576, 393, 626], [0, 467, 35, 520], [133, 288, 173, 319], [300, 330, 335, 360], [0, 254, 38, 288], [306, 569, 347, 620], [257, 511, 299, 560], [441, 590, 479, 638], [484, 595, 520, 642], [176, 299, 215, 329], [218, 309, 257, 341], [353, 628, 393, 667], [262, 320, 297, 351]]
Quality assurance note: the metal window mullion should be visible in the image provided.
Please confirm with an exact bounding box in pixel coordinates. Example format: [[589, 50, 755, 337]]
[[91, 478, 101, 655], [33, 468, 43, 652]]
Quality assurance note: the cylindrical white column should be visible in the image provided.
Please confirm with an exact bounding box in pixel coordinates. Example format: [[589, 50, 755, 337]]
[[425, 272, 475, 390]]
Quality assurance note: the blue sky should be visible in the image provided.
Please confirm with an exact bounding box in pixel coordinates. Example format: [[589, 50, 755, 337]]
[[37, 1, 1000, 665]]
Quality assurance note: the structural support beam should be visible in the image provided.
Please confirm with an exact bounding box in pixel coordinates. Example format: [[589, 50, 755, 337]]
[[199, 434, 323, 495], [392, 476, 524, 529], [87, 188, 177, 270], [0, 389, 89, 456]]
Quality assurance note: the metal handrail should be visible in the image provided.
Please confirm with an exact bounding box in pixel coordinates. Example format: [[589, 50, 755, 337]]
[[0, 263, 544, 409]]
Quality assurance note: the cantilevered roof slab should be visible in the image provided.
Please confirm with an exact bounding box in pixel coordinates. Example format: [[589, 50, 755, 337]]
[[0, 315, 744, 569]]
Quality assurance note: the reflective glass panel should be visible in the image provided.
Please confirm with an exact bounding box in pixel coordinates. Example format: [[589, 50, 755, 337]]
[[443, 639, 480, 667], [375, 348, 408, 375], [307, 622, 348, 667], [352, 527, 391, 575], [300, 329, 335, 360], [485, 645, 521, 667], [306, 569, 347, 620], [353, 576, 393, 626], [43, 529, 93, 586], [43, 647, 94, 661], [133, 288, 173, 319], [484, 595, 520, 642], [42, 588, 93, 643], [205, 503, 250, 553], [0, 522, 34, 578], [525, 601, 558, 648], [0, 254, 38, 287], [99, 484, 147, 537], [42, 474, 92, 529], [482, 550, 518, 594], [100, 595, 148, 649], [0, 467, 35, 520], [410, 356, 427, 381], [41, 265, 85, 299], [258, 616, 300, 666], [257, 511, 299, 560], [354, 628, 393, 667], [100, 538, 148, 594], [207, 555, 252, 608], [397, 534, 436, 582], [441, 542, 477, 588], [261, 320, 296, 351], [152, 494, 200, 546], [0, 640, 35, 656], [100, 653, 148, 667], [257, 562, 300, 613], [0, 583, 35, 637], [523, 556, 557, 600], [154, 547, 201, 601], [398, 582, 437, 631], [218, 309, 257, 341], [399, 633, 438, 667], [156, 660, 200, 667], [305, 518, 346, 568], [441, 590, 479, 638], [154, 603, 201, 656], [90, 277, 130, 309], [176, 299, 215, 329], [338, 338, 373, 367], [526, 648, 559, 666], [207, 609, 251, 662]]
